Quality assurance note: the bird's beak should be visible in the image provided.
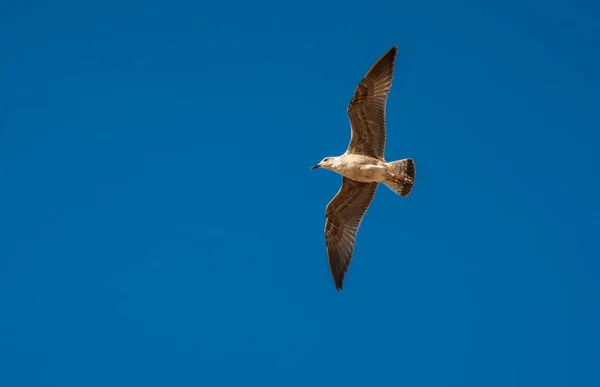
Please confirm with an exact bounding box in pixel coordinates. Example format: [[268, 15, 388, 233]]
[[311, 163, 321, 170]]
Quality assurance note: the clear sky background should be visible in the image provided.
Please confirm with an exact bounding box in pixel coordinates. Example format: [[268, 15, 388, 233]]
[[1, 0, 599, 386]]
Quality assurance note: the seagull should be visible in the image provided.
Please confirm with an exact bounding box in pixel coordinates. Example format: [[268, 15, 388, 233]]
[[312, 46, 415, 290]]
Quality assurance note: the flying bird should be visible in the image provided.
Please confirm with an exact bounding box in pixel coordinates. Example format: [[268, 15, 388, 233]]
[[312, 46, 415, 290]]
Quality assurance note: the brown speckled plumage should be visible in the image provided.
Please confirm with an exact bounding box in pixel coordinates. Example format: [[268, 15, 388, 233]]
[[346, 46, 396, 160], [325, 178, 378, 290], [314, 46, 415, 290]]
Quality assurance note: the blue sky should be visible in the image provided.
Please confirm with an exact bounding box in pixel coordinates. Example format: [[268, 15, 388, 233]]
[[1, 0, 599, 385]]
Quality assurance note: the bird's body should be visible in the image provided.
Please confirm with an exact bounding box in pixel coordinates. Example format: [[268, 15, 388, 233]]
[[322, 154, 387, 183], [312, 45, 416, 290]]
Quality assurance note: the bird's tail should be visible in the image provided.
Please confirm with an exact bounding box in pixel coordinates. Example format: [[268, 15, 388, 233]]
[[383, 158, 415, 197]]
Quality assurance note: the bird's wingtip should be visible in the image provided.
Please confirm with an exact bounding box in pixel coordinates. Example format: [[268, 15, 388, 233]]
[[333, 276, 344, 291]]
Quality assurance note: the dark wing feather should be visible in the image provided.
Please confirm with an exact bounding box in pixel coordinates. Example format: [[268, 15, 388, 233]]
[[346, 46, 397, 159], [324, 178, 378, 290]]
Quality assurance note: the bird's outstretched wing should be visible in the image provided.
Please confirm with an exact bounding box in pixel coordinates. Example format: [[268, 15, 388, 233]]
[[346, 46, 397, 160], [325, 177, 378, 290]]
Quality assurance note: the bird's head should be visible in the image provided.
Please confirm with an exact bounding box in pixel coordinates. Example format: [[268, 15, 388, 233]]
[[312, 157, 337, 171]]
